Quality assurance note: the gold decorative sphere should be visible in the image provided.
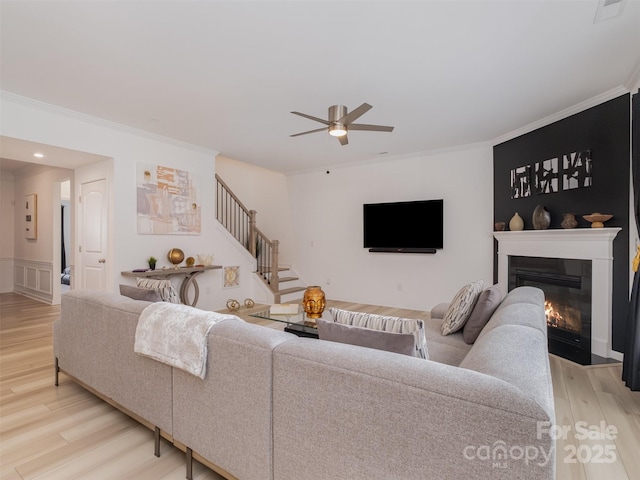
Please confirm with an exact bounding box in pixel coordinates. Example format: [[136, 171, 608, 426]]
[[185, 256, 195, 267], [168, 248, 185, 266]]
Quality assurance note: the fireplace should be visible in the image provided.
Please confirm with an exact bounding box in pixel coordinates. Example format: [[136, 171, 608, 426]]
[[494, 228, 621, 363], [509, 256, 592, 364]]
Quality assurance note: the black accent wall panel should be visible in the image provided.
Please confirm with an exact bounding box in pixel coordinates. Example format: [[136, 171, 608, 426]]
[[493, 94, 630, 352]]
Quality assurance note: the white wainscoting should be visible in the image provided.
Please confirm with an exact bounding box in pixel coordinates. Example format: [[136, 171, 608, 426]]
[[14, 258, 54, 304], [0, 258, 15, 293]]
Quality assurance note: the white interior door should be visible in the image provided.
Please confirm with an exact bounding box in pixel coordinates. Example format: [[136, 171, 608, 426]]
[[80, 178, 108, 290]]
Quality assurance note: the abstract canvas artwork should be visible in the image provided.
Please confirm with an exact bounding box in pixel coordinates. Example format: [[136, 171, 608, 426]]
[[510, 165, 531, 199], [563, 150, 592, 190], [137, 163, 201, 235], [534, 157, 559, 195]]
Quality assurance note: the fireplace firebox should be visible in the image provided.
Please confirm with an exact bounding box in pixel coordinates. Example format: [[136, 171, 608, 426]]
[[509, 256, 592, 365]]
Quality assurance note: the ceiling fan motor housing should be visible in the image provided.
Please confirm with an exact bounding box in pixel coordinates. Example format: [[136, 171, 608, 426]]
[[328, 105, 347, 137]]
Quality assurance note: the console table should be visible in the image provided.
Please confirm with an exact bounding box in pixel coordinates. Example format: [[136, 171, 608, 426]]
[[121, 265, 221, 306]]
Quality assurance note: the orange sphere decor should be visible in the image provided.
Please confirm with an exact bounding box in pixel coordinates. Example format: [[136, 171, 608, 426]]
[[168, 248, 185, 266]]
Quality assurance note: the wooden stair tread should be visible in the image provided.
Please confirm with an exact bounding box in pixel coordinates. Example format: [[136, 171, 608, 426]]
[[277, 286, 307, 295], [260, 266, 290, 273], [278, 276, 299, 283]]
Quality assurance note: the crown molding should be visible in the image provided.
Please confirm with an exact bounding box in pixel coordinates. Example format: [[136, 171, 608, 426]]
[[625, 59, 640, 92], [492, 86, 630, 146], [0, 91, 218, 156]]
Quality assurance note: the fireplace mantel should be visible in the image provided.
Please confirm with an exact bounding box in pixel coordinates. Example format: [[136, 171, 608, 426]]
[[494, 228, 622, 360]]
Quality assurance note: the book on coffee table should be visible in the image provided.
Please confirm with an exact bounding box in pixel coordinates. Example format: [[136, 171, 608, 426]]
[[269, 303, 299, 315]]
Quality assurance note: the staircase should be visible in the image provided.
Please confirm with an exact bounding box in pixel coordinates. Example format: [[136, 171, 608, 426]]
[[215, 174, 306, 303]]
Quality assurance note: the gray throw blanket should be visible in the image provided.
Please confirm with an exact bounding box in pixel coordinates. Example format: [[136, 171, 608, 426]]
[[134, 302, 240, 379]]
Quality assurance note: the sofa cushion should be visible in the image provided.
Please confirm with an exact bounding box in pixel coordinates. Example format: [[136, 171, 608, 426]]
[[329, 307, 428, 359], [423, 318, 471, 366], [462, 284, 503, 344], [316, 318, 419, 357], [119, 284, 162, 302], [440, 280, 483, 335]]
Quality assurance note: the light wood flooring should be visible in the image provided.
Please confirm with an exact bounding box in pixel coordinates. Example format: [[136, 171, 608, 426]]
[[1, 292, 639, 479]]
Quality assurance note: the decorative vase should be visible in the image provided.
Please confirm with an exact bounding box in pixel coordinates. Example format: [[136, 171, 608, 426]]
[[561, 213, 578, 229], [494, 222, 506, 231], [532, 205, 551, 230], [583, 213, 613, 228], [509, 212, 524, 231], [168, 248, 185, 267], [302, 286, 326, 321]]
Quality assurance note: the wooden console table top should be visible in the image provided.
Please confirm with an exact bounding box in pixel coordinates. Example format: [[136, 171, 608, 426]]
[[121, 265, 221, 278], [121, 265, 222, 306]]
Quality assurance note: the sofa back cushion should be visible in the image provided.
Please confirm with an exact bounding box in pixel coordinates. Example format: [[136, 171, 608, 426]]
[[316, 318, 417, 357], [119, 284, 162, 302], [478, 286, 547, 341], [329, 307, 428, 359]]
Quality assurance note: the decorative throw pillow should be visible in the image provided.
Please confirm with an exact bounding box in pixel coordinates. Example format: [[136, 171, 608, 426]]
[[462, 285, 503, 344], [440, 280, 484, 336], [329, 307, 428, 359], [316, 318, 418, 357], [136, 278, 180, 303], [119, 284, 163, 302]]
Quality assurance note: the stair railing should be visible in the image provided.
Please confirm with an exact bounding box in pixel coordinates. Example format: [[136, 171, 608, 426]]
[[215, 174, 280, 290]]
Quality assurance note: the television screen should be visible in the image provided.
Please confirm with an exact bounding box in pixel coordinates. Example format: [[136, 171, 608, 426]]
[[363, 199, 443, 251]]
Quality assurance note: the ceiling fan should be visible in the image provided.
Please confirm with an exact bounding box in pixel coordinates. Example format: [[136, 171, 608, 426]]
[[290, 103, 394, 146]]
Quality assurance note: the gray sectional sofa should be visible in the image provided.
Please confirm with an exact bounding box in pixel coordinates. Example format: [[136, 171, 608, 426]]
[[53, 286, 555, 480]]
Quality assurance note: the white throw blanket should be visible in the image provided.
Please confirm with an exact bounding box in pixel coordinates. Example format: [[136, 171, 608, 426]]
[[134, 302, 240, 379]]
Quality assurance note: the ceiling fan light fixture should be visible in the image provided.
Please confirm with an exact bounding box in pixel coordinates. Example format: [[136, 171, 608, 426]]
[[329, 124, 347, 137]]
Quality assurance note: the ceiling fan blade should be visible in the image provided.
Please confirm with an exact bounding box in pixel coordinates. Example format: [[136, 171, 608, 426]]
[[339, 103, 372, 125], [348, 123, 394, 132], [290, 111, 330, 125], [338, 134, 349, 146], [290, 127, 328, 137]]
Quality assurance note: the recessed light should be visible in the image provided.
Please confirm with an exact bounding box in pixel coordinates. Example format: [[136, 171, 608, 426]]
[[33, 153, 44, 158]]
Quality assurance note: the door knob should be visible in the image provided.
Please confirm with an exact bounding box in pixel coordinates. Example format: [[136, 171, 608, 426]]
[[98, 258, 106, 263]]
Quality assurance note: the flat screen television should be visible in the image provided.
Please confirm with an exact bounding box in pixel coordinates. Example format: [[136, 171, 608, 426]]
[[363, 199, 443, 253]]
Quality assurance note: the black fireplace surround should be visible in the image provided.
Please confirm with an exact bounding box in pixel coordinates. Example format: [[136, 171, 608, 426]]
[[509, 256, 592, 365]]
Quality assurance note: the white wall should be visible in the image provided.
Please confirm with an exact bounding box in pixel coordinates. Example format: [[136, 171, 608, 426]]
[[287, 145, 495, 311], [11, 164, 73, 302], [1, 94, 256, 310], [0, 171, 16, 292], [216, 155, 295, 265]]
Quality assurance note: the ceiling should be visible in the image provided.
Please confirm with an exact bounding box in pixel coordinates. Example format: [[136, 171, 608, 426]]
[[0, 136, 110, 174], [1, 1, 639, 174]]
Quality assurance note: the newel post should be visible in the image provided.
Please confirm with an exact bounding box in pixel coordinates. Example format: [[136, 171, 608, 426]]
[[271, 240, 280, 292], [249, 210, 257, 257]]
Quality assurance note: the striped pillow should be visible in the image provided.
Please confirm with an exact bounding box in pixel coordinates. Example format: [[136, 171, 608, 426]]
[[329, 307, 428, 359], [440, 280, 484, 335]]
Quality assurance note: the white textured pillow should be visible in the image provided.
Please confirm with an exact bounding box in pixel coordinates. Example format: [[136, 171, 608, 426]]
[[441, 280, 484, 335], [136, 277, 180, 303], [329, 307, 428, 359]]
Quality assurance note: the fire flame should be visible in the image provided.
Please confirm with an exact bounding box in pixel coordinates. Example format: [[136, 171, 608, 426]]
[[545, 300, 563, 328]]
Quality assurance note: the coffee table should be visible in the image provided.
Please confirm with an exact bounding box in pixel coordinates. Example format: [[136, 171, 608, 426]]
[[250, 306, 332, 338]]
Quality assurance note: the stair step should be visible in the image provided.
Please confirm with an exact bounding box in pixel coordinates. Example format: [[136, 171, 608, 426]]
[[260, 266, 290, 273], [277, 286, 307, 296], [278, 276, 299, 283]]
